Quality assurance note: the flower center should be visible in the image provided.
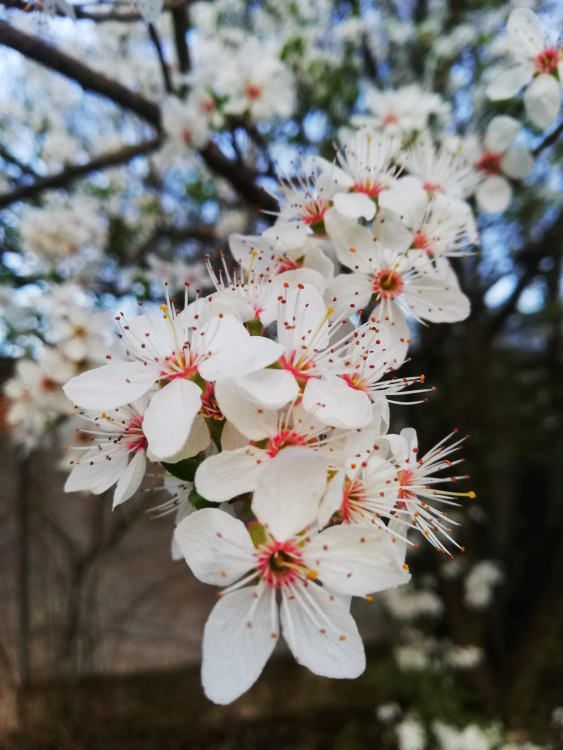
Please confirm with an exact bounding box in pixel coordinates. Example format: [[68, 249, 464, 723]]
[[423, 181, 444, 194], [266, 429, 309, 457], [182, 127, 193, 146], [161, 350, 200, 381], [383, 113, 399, 125], [245, 83, 262, 101], [124, 414, 147, 452], [302, 197, 329, 227], [475, 151, 502, 176], [341, 477, 367, 522], [201, 98, 216, 115], [199, 382, 223, 421], [413, 230, 432, 253], [72, 325, 88, 339], [535, 47, 559, 74], [279, 351, 316, 385], [373, 269, 404, 299], [353, 179, 383, 198], [40, 376, 59, 393], [397, 468, 415, 506], [342, 372, 369, 392], [276, 255, 300, 273], [256, 539, 313, 588]]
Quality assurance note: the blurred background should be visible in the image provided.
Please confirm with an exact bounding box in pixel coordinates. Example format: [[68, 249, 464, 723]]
[[0, 0, 562, 748]]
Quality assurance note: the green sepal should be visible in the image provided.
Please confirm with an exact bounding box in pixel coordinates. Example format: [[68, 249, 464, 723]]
[[188, 488, 215, 510], [248, 521, 267, 548], [246, 318, 264, 336], [161, 455, 203, 483]]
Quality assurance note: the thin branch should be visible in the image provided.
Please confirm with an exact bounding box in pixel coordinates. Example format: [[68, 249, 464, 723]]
[[148, 22, 173, 94], [0, 19, 162, 128], [0, 145, 39, 178], [533, 120, 563, 156], [171, 3, 190, 74], [0, 0, 188, 21], [0, 137, 163, 209], [0, 19, 279, 211]]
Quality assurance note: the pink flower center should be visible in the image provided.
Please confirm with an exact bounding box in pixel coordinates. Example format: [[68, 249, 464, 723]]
[[342, 372, 369, 392], [40, 376, 59, 393], [302, 197, 329, 226], [413, 230, 432, 253], [245, 83, 262, 101], [423, 182, 444, 194], [353, 179, 383, 198], [535, 47, 559, 74], [341, 478, 367, 522], [124, 414, 147, 453], [279, 351, 316, 384], [255, 539, 307, 588], [160, 350, 200, 381], [276, 255, 300, 273], [182, 128, 193, 146], [199, 382, 223, 421], [475, 151, 502, 176], [266, 429, 309, 457], [201, 98, 216, 115], [373, 269, 404, 299], [397, 468, 415, 504], [383, 113, 399, 125]]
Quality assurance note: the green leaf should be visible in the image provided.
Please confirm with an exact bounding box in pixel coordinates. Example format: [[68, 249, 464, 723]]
[[161, 455, 203, 482], [188, 488, 215, 510]]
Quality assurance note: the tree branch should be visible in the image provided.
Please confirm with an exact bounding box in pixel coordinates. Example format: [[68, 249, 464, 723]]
[[0, 19, 279, 211], [533, 119, 563, 156], [0, 137, 163, 209], [148, 22, 173, 94], [0, 19, 162, 128]]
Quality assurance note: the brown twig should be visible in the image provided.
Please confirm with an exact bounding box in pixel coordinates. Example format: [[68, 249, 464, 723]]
[[0, 19, 279, 211], [532, 120, 563, 156], [0, 137, 163, 209]]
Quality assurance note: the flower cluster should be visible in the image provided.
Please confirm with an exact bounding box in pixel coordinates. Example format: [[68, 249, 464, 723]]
[[487, 8, 563, 130], [63, 121, 477, 703]]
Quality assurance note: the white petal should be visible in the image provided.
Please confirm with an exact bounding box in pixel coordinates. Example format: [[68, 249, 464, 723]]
[[304, 525, 411, 597], [65, 450, 128, 494], [325, 273, 373, 319], [235, 369, 300, 411], [476, 175, 512, 213], [372, 208, 413, 253], [324, 209, 379, 273], [404, 262, 471, 323], [252, 446, 327, 540], [199, 336, 283, 381], [507, 8, 544, 58], [142, 379, 201, 461], [280, 583, 365, 678], [63, 362, 157, 410], [277, 284, 330, 352], [378, 182, 428, 228], [176, 414, 211, 459], [302, 376, 372, 429], [484, 115, 520, 153], [174, 507, 256, 586], [318, 470, 346, 527], [202, 587, 278, 705], [214, 379, 279, 439], [333, 191, 376, 220], [501, 148, 534, 179], [263, 220, 308, 249], [486, 64, 533, 100], [524, 74, 561, 129], [195, 449, 264, 502], [113, 450, 146, 508]]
